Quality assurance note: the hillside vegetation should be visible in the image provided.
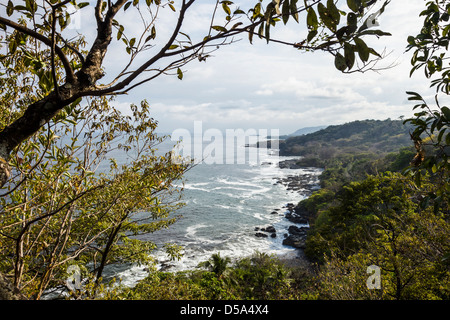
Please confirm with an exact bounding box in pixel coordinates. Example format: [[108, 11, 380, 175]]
[[279, 119, 413, 164], [287, 118, 450, 299], [117, 118, 449, 301]]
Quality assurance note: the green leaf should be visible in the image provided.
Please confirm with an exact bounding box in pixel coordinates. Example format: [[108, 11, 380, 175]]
[[14, 5, 29, 12], [179, 31, 191, 41], [290, 0, 299, 23], [344, 43, 355, 69], [150, 25, 156, 39], [347, 0, 361, 13], [318, 3, 336, 32], [168, 44, 179, 50], [406, 91, 424, 101], [248, 25, 255, 44], [335, 52, 347, 71], [6, 0, 14, 16], [437, 127, 446, 143], [265, 21, 270, 43], [124, 1, 132, 11], [231, 22, 243, 30], [347, 12, 357, 31], [327, 0, 340, 24], [441, 106, 450, 121], [307, 8, 318, 30], [177, 68, 183, 80], [211, 25, 227, 33], [25, 0, 37, 13], [307, 29, 318, 42], [117, 25, 124, 40], [258, 23, 264, 39], [282, 0, 290, 24], [222, 2, 231, 15], [359, 29, 392, 37], [354, 37, 370, 62]]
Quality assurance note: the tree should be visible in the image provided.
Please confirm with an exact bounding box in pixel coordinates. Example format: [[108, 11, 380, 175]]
[[197, 252, 231, 277], [403, 0, 450, 211], [0, 95, 190, 299], [0, 41, 190, 298], [0, 0, 392, 187], [308, 173, 450, 299], [0, 0, 393, 299]]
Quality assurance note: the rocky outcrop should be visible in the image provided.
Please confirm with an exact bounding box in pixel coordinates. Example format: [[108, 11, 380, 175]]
[[274, 163, 321, 196], [285, 211, 308, 224], [253, 160, 320, 252], [282, 226, 308, 249], [255, 225, 277, 238], [282, 202, 309, 224], [278, 159, 303, 169]]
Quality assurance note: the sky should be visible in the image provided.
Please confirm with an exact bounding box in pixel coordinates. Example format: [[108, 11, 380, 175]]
[[41, 1, 436, 135]]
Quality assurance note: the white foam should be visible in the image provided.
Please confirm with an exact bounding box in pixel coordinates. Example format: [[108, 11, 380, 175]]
[[112, 144, 323, 285]]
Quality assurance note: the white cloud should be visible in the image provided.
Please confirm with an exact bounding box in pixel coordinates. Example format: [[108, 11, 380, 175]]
[[256, 77, 366, 103], [91, 0, 431, 135]]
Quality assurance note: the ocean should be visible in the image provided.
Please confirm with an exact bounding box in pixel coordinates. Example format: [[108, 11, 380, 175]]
[[109, 133, 322, 287]]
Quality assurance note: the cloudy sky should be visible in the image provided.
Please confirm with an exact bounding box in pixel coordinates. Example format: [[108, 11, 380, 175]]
[[87, 1, 429, 135]]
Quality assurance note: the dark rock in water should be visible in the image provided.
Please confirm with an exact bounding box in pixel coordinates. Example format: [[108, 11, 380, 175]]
[[274, 170, 321, 197], [286, 203, 295, 207], [255, 225, 276, 238], [271, 211, 278, 214], [288, 225, 309, 236], [159, 262, 174, 272], [255, 232, 268, 238], [282, 234, 306, 249], [282, 225, 309, 249], [285, 211, 308, 224], [278, 159, 303, 169]]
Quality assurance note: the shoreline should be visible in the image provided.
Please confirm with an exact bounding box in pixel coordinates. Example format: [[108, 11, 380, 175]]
[[155, 158, 322, 275], [252, 158, 323, 268]]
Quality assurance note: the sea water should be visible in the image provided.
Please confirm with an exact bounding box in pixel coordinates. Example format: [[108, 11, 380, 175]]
[[109, 135, 322, 287]]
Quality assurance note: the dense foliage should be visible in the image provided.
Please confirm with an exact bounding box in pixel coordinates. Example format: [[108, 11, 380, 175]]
[[118, 252, 316, 300], [0, 33, 190, 299], [0, 0, 449, 301], [0, 0, 393, 189], [118, 0, 450, 300], [279, 119, 413, 159]]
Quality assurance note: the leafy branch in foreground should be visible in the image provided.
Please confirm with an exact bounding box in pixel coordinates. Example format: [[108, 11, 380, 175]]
[[0, 0, 393, 187], [403, 0, 450, 210], [0, 93, 191, 299]]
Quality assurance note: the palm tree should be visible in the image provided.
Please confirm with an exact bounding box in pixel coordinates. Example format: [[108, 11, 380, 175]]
[[198, 253, 231, 277]]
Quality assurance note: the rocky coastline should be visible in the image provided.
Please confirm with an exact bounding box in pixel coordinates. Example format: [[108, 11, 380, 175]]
[[254, 159, 322, 254]]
